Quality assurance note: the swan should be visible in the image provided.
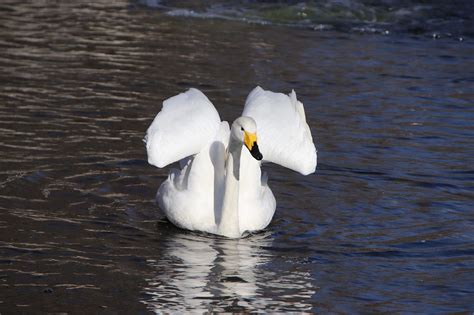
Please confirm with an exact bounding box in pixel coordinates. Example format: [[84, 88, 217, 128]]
[[145, 86, 317, 238]]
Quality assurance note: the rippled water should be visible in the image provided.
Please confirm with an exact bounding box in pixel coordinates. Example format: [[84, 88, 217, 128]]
[[139, 0, 473, 39], [1, 1, 473, 313]]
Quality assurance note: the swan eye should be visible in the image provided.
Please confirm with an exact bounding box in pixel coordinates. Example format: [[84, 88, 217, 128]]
[[241, 127, 244, 131]]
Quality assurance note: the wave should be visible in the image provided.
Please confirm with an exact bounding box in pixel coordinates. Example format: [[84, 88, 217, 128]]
[[135, 0, 472, 39]]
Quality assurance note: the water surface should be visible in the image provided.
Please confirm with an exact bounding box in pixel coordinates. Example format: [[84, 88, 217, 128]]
[[0, 1, 473, 313]]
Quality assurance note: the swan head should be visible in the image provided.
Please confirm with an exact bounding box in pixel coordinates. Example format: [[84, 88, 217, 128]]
[[231, 116, 263, 161]]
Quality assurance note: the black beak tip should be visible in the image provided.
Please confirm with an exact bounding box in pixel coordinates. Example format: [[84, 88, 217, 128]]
[[250, 143, 263, 161]]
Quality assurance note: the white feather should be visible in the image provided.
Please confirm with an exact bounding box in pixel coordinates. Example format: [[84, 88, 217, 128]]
[[145, 88, 221, 168], [242, 86, 317, 175]]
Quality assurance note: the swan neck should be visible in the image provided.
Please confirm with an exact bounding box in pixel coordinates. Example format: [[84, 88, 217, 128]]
[[218, 139, 242, 238]]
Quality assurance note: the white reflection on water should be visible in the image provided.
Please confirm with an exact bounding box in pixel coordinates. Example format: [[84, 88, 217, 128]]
[[142, 230, 315, 312]]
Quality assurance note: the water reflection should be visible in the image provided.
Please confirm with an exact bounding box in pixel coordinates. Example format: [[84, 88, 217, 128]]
[[142, 228, 315, 312]]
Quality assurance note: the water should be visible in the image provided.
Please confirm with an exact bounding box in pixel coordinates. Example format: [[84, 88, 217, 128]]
[[139, 0, 473, 39], [1, 1, 473, 313]]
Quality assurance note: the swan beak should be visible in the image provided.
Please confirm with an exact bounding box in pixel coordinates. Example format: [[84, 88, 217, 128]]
[[244, 131, 263, 161]]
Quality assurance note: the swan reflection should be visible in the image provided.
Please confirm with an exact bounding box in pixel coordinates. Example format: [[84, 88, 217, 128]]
[[142, 228, 315, 312]]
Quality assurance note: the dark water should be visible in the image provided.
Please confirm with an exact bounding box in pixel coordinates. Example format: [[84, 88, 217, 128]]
[[139, 0, 473, 39], [1, 1, 473, 313]]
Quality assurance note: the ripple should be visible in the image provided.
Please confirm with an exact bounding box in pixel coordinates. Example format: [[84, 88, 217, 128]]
[[0, 0, 473, 313]]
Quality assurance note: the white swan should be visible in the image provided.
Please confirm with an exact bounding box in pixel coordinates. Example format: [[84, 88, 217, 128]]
[[145, 86, 317, 238]]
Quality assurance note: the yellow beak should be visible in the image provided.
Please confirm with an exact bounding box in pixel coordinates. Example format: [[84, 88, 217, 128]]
[[243, 131, 263, 160], [244, 131, 257, 151]]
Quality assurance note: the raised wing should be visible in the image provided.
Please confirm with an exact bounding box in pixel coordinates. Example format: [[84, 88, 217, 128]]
[[145, 88, 221, 168], [242, 86, 317, 175]]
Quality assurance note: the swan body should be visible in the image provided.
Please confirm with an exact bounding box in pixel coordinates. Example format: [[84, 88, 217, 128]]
[[145, 87, 317, 238]]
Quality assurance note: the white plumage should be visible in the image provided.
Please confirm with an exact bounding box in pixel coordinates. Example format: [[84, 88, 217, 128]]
[[146, 88, 221, 168], [145, 86, 317, 238], [243, 87, 317, 175]]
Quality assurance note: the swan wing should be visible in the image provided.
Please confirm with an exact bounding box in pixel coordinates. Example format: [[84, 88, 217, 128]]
[[242, 86, 317, 175], [145, 88, 221, 168]]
